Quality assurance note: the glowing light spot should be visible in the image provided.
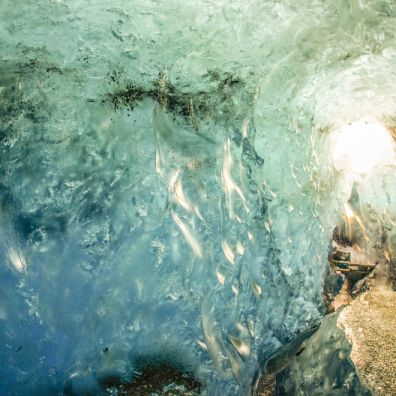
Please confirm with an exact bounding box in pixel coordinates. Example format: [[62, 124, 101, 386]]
[[8, 248, 27, 272], [172, 212, 202, 258], [229, 335, 251, 357], [195, 339, 208, 350], [331, 118, 395, 175], [343, 202, 355, 219], [232, 284, 239, 295], [221, 138, 249, 219], [174, 179, 192, 212], [241, 118, 250, 138], [236, 241, 244, 256], [155, 151, 162, 175], [168, 169, 181, 190], [216, 269, 225, 285], [194, 206, 205, 223], [342, 202, 369, 242], [222, 241, 235, 264], [251, 282, 262, 298]]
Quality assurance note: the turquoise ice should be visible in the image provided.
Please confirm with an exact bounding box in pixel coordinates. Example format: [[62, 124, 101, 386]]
[[1, 1, 396, 394]]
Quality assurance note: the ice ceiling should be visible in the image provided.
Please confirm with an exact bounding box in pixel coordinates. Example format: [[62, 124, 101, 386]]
[[1, 0, 396, 395]]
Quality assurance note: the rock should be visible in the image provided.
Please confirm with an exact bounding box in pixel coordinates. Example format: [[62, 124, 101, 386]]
[[100, 361, 202, 396], [338, 289, 396, 396], [253, 373, 276, 396]]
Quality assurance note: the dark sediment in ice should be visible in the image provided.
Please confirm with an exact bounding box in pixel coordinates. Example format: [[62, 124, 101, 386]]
[[99, 359, 202, 396]]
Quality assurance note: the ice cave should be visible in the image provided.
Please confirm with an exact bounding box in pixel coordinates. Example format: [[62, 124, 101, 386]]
[[1, 1, 396, 395]]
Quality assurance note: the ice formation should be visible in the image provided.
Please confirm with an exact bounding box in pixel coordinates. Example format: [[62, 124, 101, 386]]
[[1, 1, 396, 394]]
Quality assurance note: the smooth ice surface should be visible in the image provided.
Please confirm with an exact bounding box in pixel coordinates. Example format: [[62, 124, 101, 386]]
[[1, 1, 396, 394]]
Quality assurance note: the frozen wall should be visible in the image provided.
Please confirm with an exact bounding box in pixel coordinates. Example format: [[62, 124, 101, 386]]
[[1, 0, 396, 394]]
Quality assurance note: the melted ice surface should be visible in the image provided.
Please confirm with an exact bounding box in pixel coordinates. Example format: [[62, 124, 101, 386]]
[[1, 1, 396, 394]]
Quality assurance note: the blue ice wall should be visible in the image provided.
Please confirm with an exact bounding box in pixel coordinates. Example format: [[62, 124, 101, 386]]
[[1, 1, 396, 394]]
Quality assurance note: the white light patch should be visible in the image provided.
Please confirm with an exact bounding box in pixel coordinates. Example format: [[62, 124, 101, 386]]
[[331, 119, 395, 175], [222, 240, 235, 264], [172, 212, 202, 258], [216, 269, 225, 285], [8, 248, 27, 272]]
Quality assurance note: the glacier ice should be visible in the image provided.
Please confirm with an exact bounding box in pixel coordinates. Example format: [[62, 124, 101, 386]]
[[1, 0, 396, 394]]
